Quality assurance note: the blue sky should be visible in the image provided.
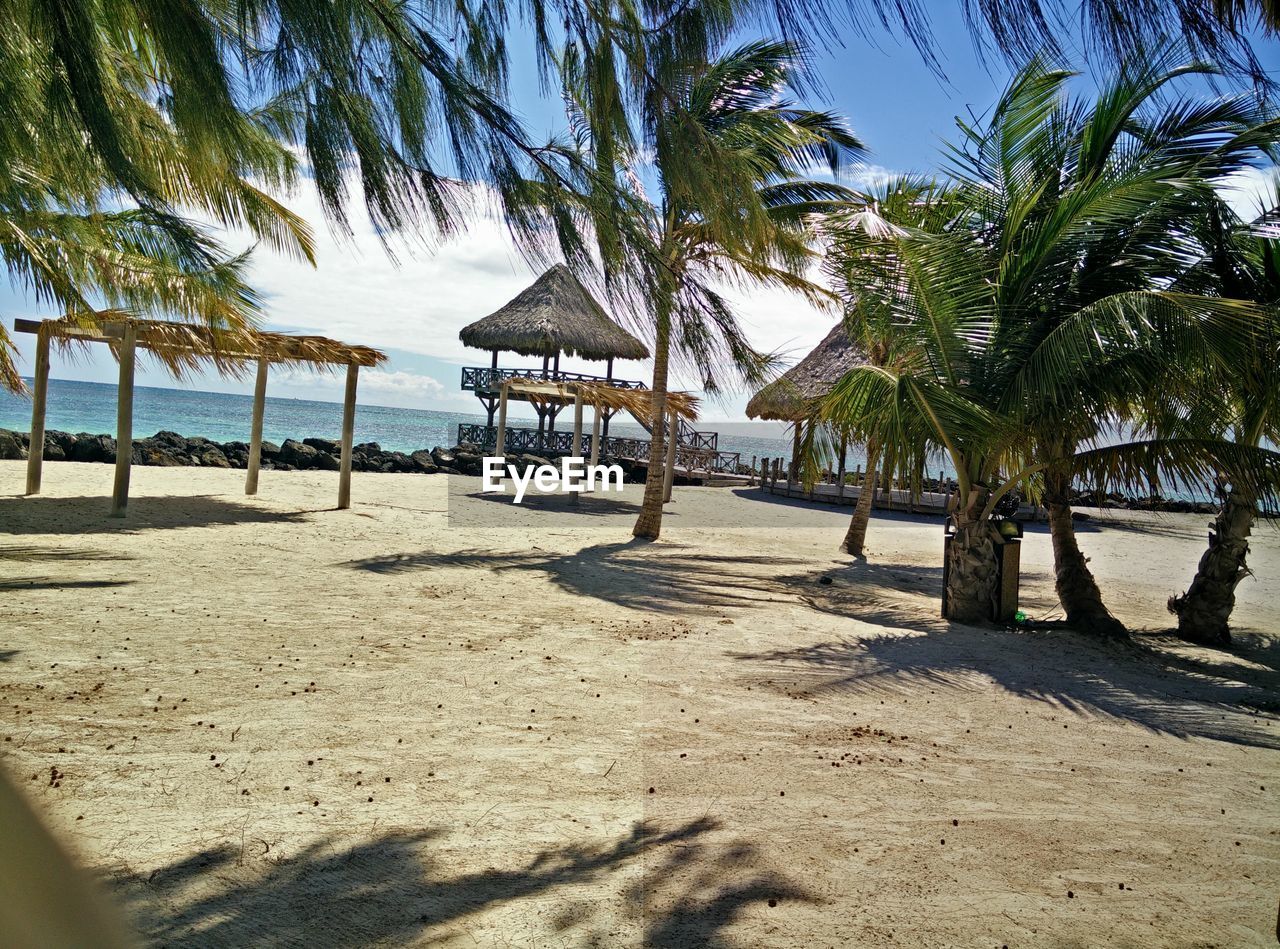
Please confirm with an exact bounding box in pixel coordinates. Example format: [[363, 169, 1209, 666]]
[[3, 8, 1276, 421]]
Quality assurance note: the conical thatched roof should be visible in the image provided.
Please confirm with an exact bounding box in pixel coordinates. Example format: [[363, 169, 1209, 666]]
[[459, 264, 649, 361], [745, 322, 867, 421]]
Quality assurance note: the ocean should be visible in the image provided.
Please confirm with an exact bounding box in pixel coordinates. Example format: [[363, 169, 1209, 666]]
[[0, 377, 813, 466]]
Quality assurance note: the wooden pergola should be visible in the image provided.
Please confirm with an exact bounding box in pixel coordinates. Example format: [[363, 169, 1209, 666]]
[[16, 317, 386, 516], [492, 377, 698, 502]]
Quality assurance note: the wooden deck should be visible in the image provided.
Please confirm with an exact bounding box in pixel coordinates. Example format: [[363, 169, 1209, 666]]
[[757, 478, 952, 513]]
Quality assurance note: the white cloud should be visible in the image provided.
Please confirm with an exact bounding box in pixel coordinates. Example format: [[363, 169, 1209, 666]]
[[230, 183, 838, 419], [1218, 166, 1276, 221], [270, 366, 458, 409]]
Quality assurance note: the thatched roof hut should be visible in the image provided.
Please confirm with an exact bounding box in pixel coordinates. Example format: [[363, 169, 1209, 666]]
[[745, 322, 867, 421], [459, 264, 649, 361]]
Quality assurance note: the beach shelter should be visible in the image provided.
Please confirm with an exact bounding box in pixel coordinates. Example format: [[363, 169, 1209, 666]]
[[746, 321, 867, 480], [458, 265, 649, 440], [16, 316, 386, 516]]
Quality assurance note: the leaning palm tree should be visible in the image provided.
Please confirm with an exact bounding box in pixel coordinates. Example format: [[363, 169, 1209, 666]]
[[625, 41, 863, 540], [1165, 186, 1280, 645], [822, 175, 958, 556], [816, 48, 1280, 630], [561, 38, 863, 540]]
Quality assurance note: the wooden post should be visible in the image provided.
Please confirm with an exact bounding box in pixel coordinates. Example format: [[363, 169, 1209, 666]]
[[337, 362, 358, 510], [835, 435, 847, 501], [24, 330, 50, 495], [495, 381, 509, 461], [662, 407, 677, 502], [749, 455, 757, 486], [570, 390, 583, 502], [245, 358, 268, 496], [109, 324, 137, 518], [589, 406, 601, 468]]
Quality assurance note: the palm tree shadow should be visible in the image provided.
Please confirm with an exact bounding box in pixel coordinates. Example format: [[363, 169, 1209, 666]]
[[344, 539, 815, 612], [733, 623, 1280, 749], [112, 818, 811, 947]]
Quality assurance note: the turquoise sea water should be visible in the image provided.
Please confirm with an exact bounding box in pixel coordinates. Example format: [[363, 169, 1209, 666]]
[[0, 377, 806, 463]]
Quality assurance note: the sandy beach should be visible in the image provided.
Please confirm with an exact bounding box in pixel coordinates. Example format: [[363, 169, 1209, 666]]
[[1, 460, 1277, 947]]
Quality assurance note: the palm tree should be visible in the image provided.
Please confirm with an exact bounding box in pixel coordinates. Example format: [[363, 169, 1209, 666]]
[[823, 176, 957, 556], [1166, 186, 1280, 645], [816, 49, 1280, 629], [566, 39, 864, 540]]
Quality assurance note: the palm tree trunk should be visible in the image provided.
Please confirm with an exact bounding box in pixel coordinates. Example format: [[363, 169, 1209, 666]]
[[1044, 472, 1127, 638], [1168, 482, 1254, 647], [632, 322, 671, 540], [842, 440, 879, 557], [944, 513, 1001, 623]]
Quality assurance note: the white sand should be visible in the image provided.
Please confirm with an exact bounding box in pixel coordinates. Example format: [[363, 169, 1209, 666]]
[[1, 460, 1277, 946]]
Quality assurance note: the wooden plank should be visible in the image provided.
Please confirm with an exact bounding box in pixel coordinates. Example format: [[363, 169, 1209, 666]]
[[495, 381, 509, 461], [337, 363, 358, 510], [570, 392, 583, 503], [245, 358, 268, 495], [589, 409, 601, 467], [835, 435, 847, 500], [24, 331, 50, 495], [13, 318, 380, 366], [109, 325, 137, 517]]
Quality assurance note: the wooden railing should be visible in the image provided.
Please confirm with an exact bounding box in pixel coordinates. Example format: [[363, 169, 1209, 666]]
[[461, 366, 647, 392], [456, 423, 741, 474]]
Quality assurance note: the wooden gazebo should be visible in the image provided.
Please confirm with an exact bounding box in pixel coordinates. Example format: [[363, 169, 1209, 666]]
[[746, 321, 867, 479], [459, 264, 649, 440], [16, 317, 386, 516]]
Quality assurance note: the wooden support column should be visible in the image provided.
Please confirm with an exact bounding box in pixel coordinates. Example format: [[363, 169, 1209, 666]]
[[835, 434, 848, 500], [589, 407, 601, 468], [570, 390, 584, 502], [245, 358, 269, 495], [24, 330, 50, 495], [109, 324, 137, 518], [337, 362, 358, 510], [495, 381, 509, 461], [662, 407, 678, 503]]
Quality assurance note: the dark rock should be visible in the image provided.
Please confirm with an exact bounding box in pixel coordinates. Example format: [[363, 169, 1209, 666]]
[[355, 442, 382, 454], [431, 446, 456, 467], [71, 434, 116, 463], [410, 449, 438, 473], [47, 431, 77, 457], [41, 437, 66, 462], [260, 441, 281, 459], [312, 451, 340, 471], [199, 446, 231, 469], [0, 429, 26, 460], [304, 437, 339, 454], [454, 450, 482, 474], [280, 439, 318, 468]]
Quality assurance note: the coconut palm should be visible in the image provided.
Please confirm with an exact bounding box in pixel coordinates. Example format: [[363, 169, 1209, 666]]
[[815, 48, 1280, 629], [557, 39, 863, 540], [822, 175, 958, 556], [1165, 185, 1280, 645]]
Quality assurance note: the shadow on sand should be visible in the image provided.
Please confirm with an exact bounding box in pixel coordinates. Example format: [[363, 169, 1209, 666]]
[[459, 489, 643, 517], [345, 540, 1278, 749], [734, 624, 1280, 749], [345, 539, 813, 611], [112, 818, 809, 948], [0, 495, 314, 534]]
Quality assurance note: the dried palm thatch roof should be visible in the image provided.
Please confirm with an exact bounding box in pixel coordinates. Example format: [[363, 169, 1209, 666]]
[[19, 315, 386, 380], [502, 377, 698, 423], [745, 322, 867, 421], [459, 265, 650, 361]]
